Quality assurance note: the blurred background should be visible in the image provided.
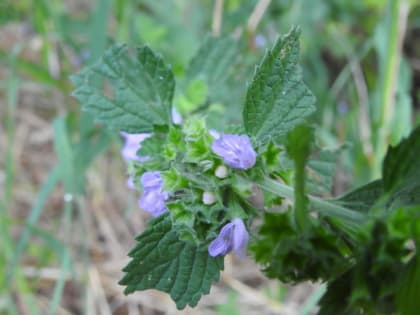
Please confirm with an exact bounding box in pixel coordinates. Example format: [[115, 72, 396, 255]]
[[0, 0, 419, 314]]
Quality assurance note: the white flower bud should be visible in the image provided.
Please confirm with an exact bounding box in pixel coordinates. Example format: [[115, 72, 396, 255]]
[[202, 191, 217, 205], [215, 165, 228, 179]]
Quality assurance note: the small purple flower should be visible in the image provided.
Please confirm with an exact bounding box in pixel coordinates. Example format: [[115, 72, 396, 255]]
[[138, 189, 168, 217], [211, 134, 257, 170], [172, 108, 182, 125], [127, 177, 136, 190], [254, 34, 267, 48], [208, 219, 249, 258], [138, 171, 168, 216], [141, 171, 163, 190], [121, 132, 150, 161]]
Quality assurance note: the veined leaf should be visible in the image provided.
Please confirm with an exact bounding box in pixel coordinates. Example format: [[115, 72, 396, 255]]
[[71, 45, 174, 133], [243, 27, 316, 144], [382, 125, 420, 192], [333, 180, 384, 212], [119, 214, 224, 309]]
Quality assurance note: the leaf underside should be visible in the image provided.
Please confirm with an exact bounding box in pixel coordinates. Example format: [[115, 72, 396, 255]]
[[71, 45, 175, 133], [243, 26, 316, 145], [119, 214, 224, 310]]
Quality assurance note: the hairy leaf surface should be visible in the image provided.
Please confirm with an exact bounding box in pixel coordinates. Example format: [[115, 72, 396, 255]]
[[243, 27, 315, 144], [119, 214, 224, 309], [71, 45, 174, 133], [333, 180, 384, 212]]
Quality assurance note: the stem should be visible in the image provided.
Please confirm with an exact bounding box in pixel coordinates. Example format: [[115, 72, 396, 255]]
[[258, 177, 366, 224], [247, 0, 271, 33], [294, 158, 308, 231], [373, 0, 409, 177], [212, 0, 224, 37]]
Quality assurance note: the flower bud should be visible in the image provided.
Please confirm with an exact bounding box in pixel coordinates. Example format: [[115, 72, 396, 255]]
[[202, 191, 217, 205], [215, 165, 228, 179], [211, 134, 256, 170]]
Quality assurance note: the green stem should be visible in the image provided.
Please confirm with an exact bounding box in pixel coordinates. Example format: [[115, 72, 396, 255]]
[[258, 177, 366, 224], [294, 158, 308, 231], [373, 0, 409, 177]]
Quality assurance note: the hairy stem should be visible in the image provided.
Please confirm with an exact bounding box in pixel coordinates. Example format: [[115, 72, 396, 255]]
[[258, 177, 366, 224], [294, 158, 309, 231]]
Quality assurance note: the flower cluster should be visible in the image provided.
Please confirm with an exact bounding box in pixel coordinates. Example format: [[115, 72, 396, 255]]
[[122, 120, 256, 256], [138, 171, 168, 217]]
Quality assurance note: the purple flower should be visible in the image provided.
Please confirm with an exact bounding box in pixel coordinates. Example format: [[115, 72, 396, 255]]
[[141, 171, 163, 190], [120, 109, 181, 162], [172, 108, 182, 125], [211, 134, 256, 170], [127, 177, 136, 190], [121, 132, 150, 161], [138, 171, 168, 216], [138, 189, 168, 217], [208, 219, 249, 258]]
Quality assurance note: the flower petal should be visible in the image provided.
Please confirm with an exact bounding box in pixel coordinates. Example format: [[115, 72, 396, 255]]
[[138, 190, 167, 217], [211, 134, 256, 169], [120, 132, 150, 161], [208, 222, 234, 257], [141, 171, 163, 190], [231, 219, 249, 258]]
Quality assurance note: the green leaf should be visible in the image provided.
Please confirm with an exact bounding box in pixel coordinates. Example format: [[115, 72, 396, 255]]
[[397, 256, 420, 315], [71, 45, 174, 133], [333, 180, 384, 212], [186, 36, 237, 101], [307, 148, 342, 195], [252, 212, 350, 283], [119, 214, 224, 309], [137, 136, 163, 159], [382, 125, 420, 192], [243, 27, 316, 144], [318, 271, 357, 315]]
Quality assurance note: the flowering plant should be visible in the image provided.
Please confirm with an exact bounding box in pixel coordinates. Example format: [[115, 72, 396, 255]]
[[72, 27, 420, 314]]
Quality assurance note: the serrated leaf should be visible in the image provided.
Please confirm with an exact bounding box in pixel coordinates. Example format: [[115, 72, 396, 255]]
[[243, 27, 316, 144], [382, 125, 420, 192], [71, 45, 174, 133], [333, 180, 384, 212], [119, 214, 224, 309]]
